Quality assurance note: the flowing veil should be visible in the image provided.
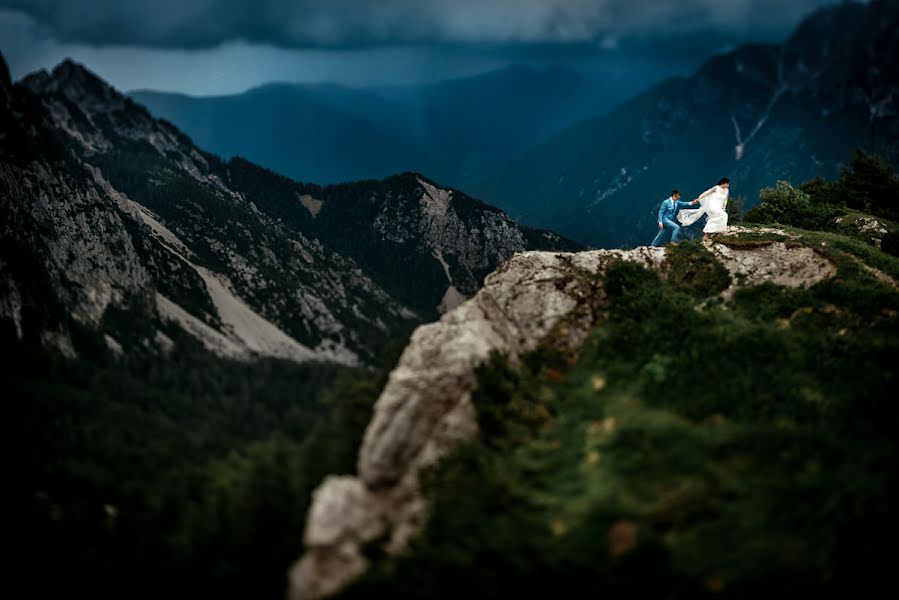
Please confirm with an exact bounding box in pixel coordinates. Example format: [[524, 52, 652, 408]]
[[677, 185, 720, 226], [677, 200, 706, 226]]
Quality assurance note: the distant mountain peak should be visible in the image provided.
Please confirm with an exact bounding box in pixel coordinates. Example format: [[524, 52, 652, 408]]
[[23, 57, 126, 117], [52, 58, 103, 83]]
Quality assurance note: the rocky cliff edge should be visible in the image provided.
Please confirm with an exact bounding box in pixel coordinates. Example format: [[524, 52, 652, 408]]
[[288, 231, 839, 599]]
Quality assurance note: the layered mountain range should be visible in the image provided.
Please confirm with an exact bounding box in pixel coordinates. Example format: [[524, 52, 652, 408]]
[[0, 53, 577, 366], [129, 2, 899, 251], [476, 0, 899, 247], [131, 65, 613, 189]]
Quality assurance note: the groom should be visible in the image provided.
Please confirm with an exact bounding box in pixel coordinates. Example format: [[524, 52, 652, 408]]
[[651, 189, 696, 247]]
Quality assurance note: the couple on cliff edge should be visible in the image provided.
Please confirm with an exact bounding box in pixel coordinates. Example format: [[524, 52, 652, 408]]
[[651, 177, 731, 246]]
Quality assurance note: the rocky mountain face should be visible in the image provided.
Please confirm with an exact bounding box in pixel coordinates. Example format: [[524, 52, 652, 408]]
[[289, 225, 896, 598], [475, 0, 899, 248], [0, 54, 576, 365]]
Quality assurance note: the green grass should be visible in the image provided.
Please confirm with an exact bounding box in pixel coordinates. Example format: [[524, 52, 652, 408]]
[[343, 228, 899, 599]]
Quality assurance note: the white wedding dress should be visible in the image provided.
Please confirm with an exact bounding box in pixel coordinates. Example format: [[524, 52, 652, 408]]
[[677, 185, 729, 233]]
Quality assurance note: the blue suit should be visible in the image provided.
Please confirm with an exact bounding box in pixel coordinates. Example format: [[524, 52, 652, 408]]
[[651, 197, 693, 246]]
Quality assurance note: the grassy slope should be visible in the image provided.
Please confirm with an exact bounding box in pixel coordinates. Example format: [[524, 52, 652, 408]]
[[832, 210, 899, 253], [344, 225, 899, 598]]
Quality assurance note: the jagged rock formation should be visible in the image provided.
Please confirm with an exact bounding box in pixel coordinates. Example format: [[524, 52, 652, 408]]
[[289, 232, 838, 598], [0, 53, 576, 364]]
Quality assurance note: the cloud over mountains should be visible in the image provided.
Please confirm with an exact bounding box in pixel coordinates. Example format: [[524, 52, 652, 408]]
[[2, 0, 839, 48]]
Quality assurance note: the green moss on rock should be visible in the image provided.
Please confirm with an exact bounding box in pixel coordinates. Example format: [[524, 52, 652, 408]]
[[661, 242, 731, 298]]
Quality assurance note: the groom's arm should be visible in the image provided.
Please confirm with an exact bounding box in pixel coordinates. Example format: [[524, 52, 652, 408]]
[[676, 200, 694, 209], [657, 202, 666, 226]]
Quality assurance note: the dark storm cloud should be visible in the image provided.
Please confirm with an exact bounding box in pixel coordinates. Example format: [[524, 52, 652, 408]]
[[1, 0, 840, 49]]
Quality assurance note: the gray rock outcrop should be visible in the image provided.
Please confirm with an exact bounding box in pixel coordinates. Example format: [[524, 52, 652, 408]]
[[288, 238, 838, 599]]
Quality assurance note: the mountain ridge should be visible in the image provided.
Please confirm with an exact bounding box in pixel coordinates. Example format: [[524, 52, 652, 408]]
[[1, 52, 578, 366]]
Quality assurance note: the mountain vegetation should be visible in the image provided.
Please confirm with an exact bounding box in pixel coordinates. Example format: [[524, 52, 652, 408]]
[[745, 149, 899, 254], [338, 198, 899, 599], [3, 321, 388, 598]]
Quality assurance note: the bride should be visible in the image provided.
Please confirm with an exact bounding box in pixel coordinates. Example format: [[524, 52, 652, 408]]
[[677, 177, 730, 241]]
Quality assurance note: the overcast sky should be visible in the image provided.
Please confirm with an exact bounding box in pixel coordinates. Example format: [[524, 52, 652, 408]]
[[0, 0, 844, 95]]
